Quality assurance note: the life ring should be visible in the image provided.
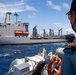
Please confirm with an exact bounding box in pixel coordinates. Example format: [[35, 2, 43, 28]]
[[48, 55, 62, 75]]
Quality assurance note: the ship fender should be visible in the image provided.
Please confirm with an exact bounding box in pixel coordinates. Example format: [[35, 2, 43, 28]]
[[32, 61, 46, 75]]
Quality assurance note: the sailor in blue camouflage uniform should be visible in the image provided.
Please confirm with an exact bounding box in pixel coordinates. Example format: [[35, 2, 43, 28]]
[[61, 0, 76, 75]]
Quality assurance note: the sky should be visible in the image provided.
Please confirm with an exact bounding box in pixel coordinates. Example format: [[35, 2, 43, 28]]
[[0, 0, 75, 36]]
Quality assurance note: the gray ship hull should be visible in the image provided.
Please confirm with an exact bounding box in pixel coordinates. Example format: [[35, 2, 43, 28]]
[[0, 37, 66, 45]]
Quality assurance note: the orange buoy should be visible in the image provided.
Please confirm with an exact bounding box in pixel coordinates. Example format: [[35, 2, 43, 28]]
[[48, 55, 62, 75]]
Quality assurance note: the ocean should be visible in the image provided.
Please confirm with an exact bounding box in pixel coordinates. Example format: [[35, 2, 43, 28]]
[[0, 43, 66, 75]]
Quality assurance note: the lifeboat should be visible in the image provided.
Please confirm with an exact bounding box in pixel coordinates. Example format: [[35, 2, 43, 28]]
[[15, 30, 29, 35], [22, 31, 29, 34], [15, 30, 23, 34]]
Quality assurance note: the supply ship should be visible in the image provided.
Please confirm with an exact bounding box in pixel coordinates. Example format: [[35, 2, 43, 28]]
[[0, 12, 73, 45]]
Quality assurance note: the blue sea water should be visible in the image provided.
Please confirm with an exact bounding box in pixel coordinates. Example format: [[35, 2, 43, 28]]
[[0, 43, 67, 75]]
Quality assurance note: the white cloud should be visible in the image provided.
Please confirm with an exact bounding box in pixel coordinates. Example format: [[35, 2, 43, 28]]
[[53, 22, 62, 25], [0, 0, 37, 19], [0, 3, 6, 8], [28, 13, 37, 19], [0, 13, 5, 18], [14, 0, 25, 6], [25, 5, 36, 11], [65, 28, 73, 32], [52, 22, 71, 28], [51, 22, 75, 34], [62, 3, 69, 10], [0, 0, 27, 18], [28, 15, 36, 18], [47, 0, 61, 11], [64, 28, 75, 34], [0, 0, 25, 14], [52, 22, 64, 28]]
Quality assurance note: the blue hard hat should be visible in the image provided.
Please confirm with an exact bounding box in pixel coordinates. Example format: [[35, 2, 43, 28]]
[[66, 0, 76, 15]]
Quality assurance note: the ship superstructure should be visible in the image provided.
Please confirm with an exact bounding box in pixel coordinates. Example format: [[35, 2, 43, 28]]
[[0, 12, 29, 37]]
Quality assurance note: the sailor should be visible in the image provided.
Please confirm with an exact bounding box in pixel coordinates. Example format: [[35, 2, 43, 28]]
[[61, 0, 76, 75]]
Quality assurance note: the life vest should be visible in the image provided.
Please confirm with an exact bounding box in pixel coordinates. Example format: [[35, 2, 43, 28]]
[[48, 55, 62, 75]]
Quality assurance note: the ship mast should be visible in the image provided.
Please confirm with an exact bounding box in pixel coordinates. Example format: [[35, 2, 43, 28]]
[[14, 12, 19, 23]]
